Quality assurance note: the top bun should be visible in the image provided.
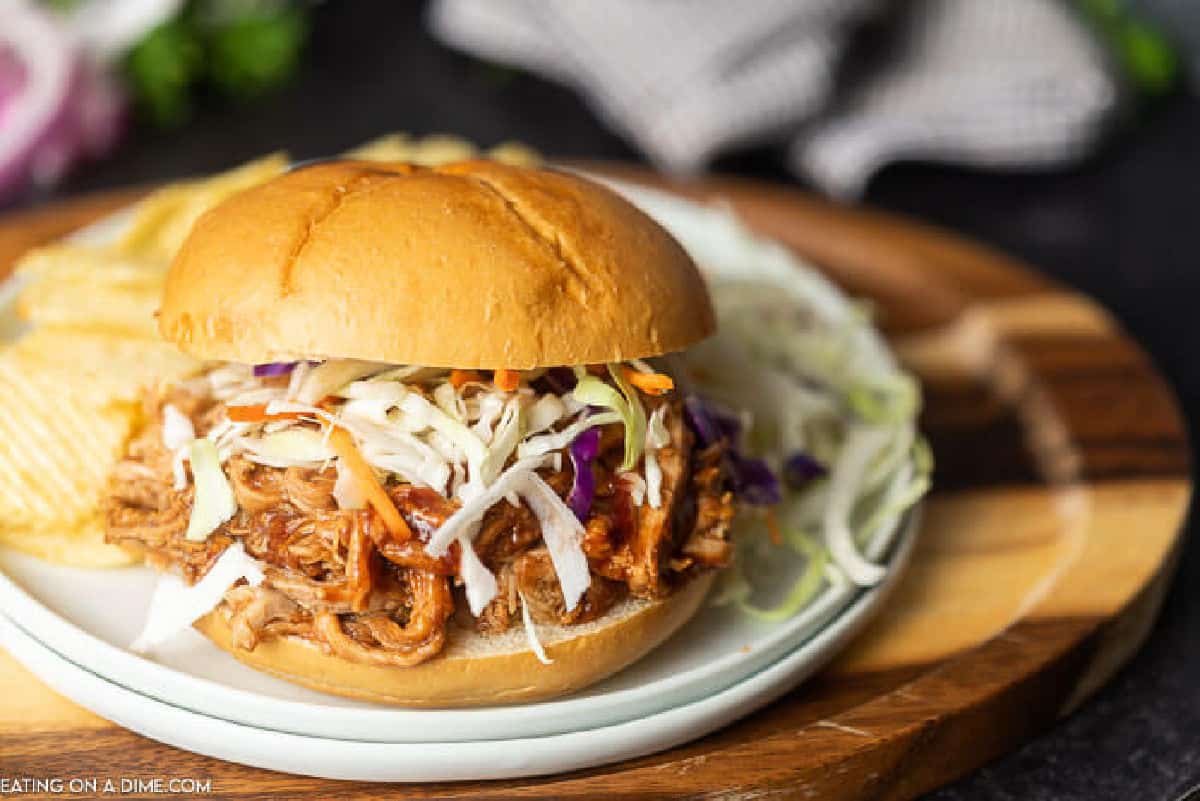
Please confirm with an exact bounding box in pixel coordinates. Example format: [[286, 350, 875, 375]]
[[158, 160, 715, 368]]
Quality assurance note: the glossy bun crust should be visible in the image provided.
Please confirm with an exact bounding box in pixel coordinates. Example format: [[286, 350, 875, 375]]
[[159, 159, 715, 368]]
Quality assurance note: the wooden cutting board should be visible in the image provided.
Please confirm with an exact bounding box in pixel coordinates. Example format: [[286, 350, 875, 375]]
[[0, 168, 1189, 800]]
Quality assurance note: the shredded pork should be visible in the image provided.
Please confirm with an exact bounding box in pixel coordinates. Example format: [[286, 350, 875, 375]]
[[105, 382, 734, 668]]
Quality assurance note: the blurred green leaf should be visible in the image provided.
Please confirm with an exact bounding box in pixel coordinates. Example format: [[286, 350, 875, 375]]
[[123, 17, 205, 127], [119, 1, 309, 128], [206, 7, 308, 99], [1077, 0, 1179, 95], [1118, 19, 1177, 94]]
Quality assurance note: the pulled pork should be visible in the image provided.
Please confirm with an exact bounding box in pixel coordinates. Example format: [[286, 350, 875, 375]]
[[105, 387, 734, 668]]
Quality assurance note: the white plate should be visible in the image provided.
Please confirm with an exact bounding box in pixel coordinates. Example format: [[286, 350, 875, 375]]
[[0, 523, 912, 782], [0, 180, 921, 746]]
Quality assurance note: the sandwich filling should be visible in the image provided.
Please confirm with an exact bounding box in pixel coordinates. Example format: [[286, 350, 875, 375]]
[[105, 360, 734, 667]]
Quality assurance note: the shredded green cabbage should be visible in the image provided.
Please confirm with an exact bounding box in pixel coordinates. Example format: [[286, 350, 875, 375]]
[[570, 366, 646, 471], [297, 359, 387, 404], [240, 427, 333, 467], [854, 445, 931, 550], [185, 439, 238, 542], [737, 530, 828, 622], [433, 380, 466, 422], [526, 394, 568, 435], [400, 392, 486, 474], [479, 399, 525, 486], [608, 364, 647, 471], [822, 426, 892, 586], [684, 278, 932, 620], [846, 374, 921, 426], [516, 411, 621, 460]]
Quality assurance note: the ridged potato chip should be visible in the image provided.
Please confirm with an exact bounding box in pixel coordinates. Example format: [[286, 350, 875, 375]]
[[14, 243, 164, 285], [6, 327, 200, 403], [117, 152, 289, 263], [0, 515, 138, 568], [0, 354, 139, 529], [17, 281, 161, 338], [346, 133, 541, 167], [0, 329, 199, 544], [0, 154, 284, 568], [14, 244, 165, 337]]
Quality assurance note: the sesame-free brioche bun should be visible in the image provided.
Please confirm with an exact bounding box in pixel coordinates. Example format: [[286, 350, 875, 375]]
[[193, 573, 713, 707], [158, 159, 715, 369]]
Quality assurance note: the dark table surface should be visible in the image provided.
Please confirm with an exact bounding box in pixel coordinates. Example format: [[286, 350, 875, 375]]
[[11, 3, 1199, 799]]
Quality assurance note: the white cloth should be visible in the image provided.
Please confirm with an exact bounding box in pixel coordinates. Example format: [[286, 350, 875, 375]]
[[430, 0, 1120, 199]]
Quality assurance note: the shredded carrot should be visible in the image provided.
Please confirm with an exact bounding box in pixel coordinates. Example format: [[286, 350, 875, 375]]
[[226, 397, 337, 423], [622, 366, 675, 396], [225, 404, 310, 423], [345, 521, 373, 613], [450, 369, 482, 389], [493, 369, 520, 391], [327, 426, 413, 542], [765, 508, 783, 546]]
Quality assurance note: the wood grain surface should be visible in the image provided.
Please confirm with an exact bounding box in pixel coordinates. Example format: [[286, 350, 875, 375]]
[[0, 168, 1190, 800]]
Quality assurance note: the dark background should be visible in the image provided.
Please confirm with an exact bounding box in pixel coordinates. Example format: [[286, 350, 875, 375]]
[[17, 3, 1200, 799]]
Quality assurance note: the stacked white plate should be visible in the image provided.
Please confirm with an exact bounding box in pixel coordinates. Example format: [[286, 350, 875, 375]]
[[0, 179, 921, 781]]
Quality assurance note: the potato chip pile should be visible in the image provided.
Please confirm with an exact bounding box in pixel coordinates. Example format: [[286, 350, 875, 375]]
[[0, 134, 540, 567]]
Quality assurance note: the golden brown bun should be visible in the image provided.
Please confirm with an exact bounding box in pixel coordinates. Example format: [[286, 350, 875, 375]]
[[159, 160, 715, 368], [193, 573, 712, 707]]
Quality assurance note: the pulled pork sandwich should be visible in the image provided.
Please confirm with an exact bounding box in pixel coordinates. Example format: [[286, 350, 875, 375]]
[[105, 159, 735, 706]]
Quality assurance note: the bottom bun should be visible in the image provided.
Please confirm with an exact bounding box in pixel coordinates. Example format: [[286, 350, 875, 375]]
[[193, 572, 714, 707]]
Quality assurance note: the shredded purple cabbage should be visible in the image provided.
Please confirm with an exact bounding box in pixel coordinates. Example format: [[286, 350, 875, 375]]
[[683, 394, 721, 446], [713, 409, 742, 442], [784, 452, 826, 488], [685, 393, 782, 506], [567, 427, 601, 520], [730, 455, 782, 506], [253, 362, 299, 377]]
